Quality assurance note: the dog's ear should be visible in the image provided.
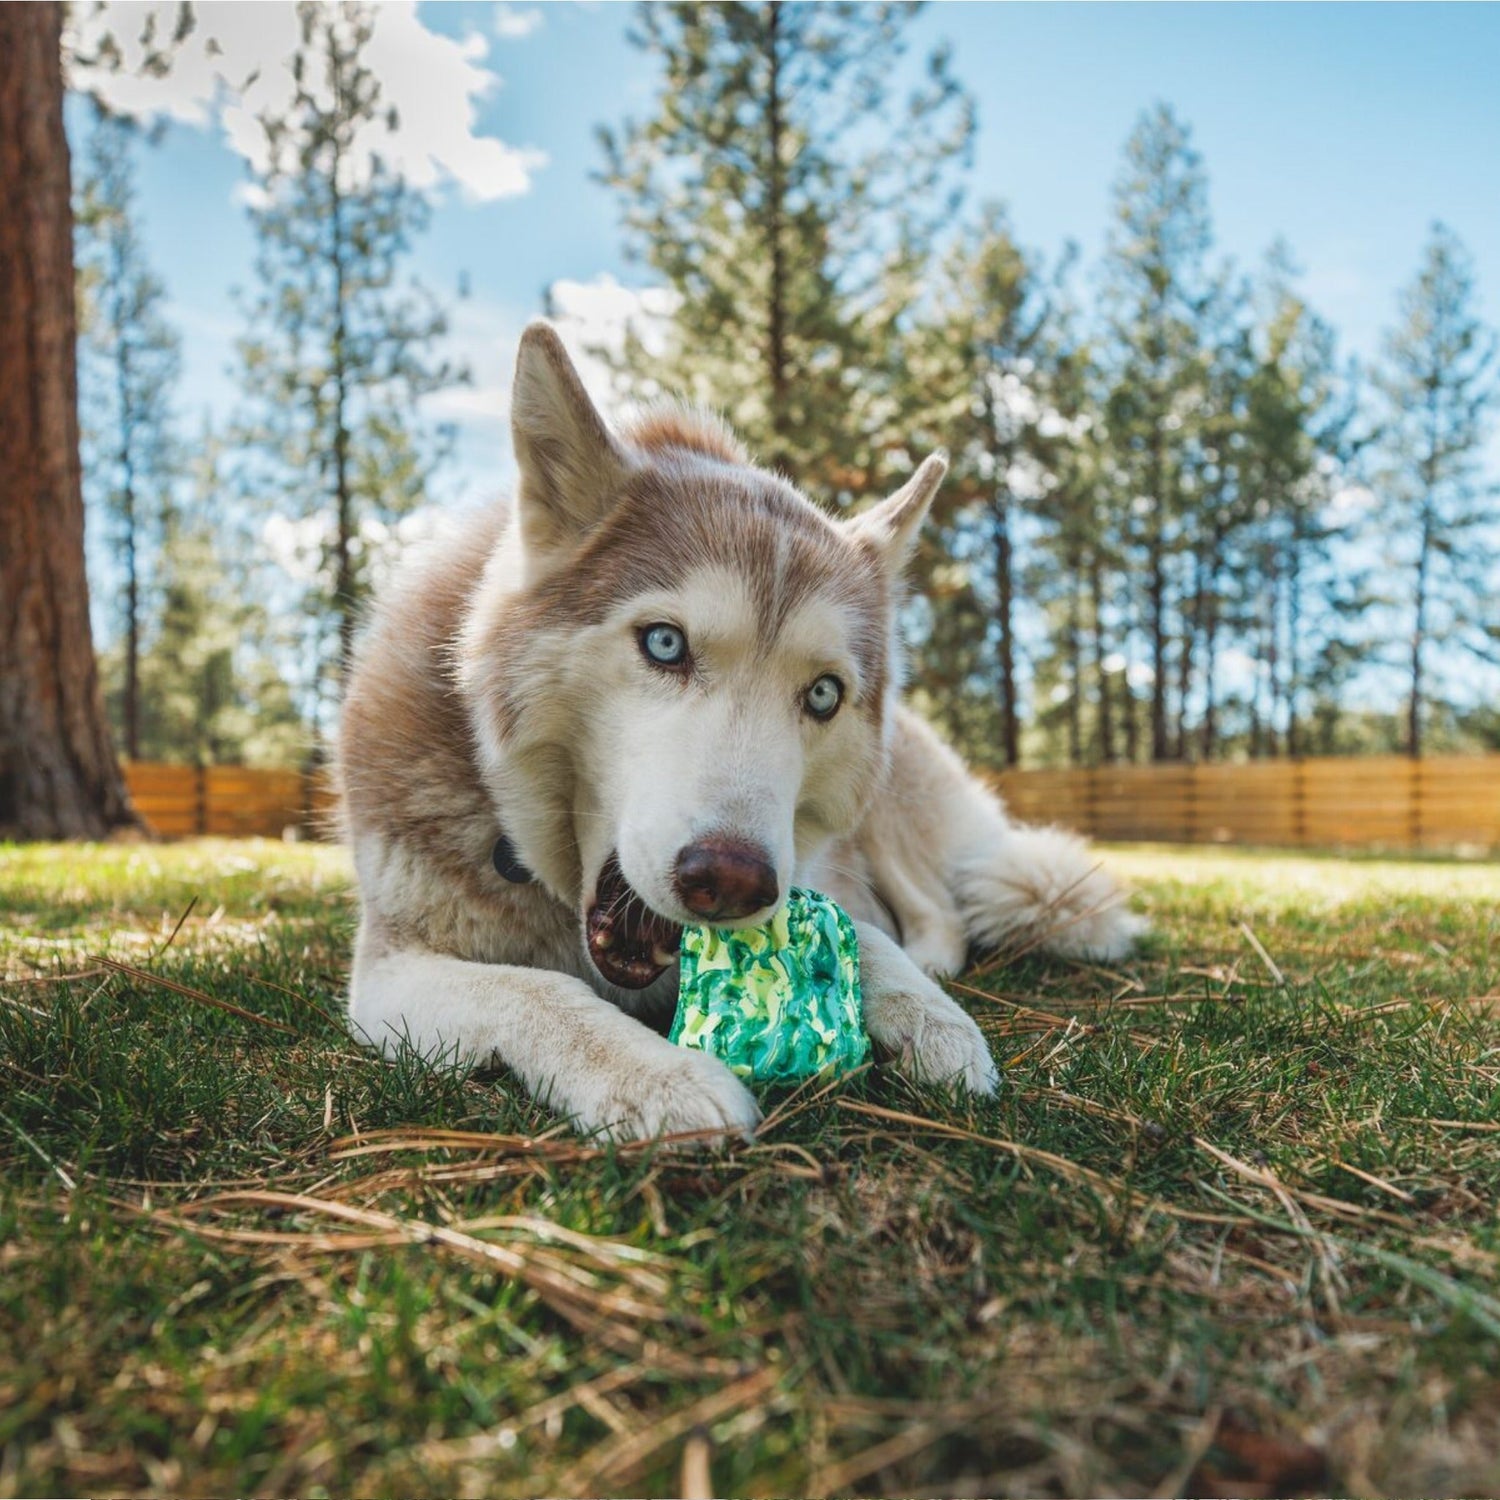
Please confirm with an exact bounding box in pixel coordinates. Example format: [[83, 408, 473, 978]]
[[511, 322, 634, 558], [847, 453, 947, 571]]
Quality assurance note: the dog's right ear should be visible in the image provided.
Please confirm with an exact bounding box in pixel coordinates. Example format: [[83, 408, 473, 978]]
[[511, 322, 634, 560]]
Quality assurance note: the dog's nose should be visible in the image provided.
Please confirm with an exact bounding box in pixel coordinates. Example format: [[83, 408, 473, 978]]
[[673, 838, 779, 922]]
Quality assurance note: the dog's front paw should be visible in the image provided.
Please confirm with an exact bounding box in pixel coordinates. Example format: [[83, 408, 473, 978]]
[[865, 978, 999, 1096], [592, 1043, 762, 1144]]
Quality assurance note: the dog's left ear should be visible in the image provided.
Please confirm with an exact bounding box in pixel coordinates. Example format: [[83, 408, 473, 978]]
[[511, 322, 634, 561], [846, 453, 947, 571]]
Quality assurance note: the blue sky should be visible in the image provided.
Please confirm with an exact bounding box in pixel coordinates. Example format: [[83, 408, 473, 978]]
[[72, 0, 1500, 512]]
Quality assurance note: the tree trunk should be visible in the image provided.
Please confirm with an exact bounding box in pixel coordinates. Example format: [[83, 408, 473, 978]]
[[1065, 566, 1082, 766], [994, 489, 1019, 768], [1285, 533, 1302, 759], [763, 0, 791, 472], [1408, 513, 1431, 759], [0, 3, 137, 839], [1199, 584, 1220, 761], [1175, 544, 1203, 761], [1089, 552, 1116, 764], [1265, 561, 1283, 758], [330, 106, 357, 700], [1147, 429, 1171, 762], [112, 216, 142, 760]]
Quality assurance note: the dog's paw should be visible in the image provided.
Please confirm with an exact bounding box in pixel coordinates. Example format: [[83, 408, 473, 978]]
[[592, 1044, 762, 1144], [865, 978, 999, 1096]]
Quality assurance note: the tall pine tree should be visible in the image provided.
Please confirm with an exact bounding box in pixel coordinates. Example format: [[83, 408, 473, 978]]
[[1375, 224, 1498, 757], [1234, 245, 1368, 758], [0, 3, 137, 836], [910, 205, 1076, 766], [235, 1, 460, 728], [599, 1, 972, 501], [76, 109, 182, 762], [1098, 104, 1216, 761], [131, 428, 306, 766]]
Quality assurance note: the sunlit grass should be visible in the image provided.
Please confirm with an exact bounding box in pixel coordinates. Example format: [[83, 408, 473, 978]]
[[2, 839, 1498, 1495]]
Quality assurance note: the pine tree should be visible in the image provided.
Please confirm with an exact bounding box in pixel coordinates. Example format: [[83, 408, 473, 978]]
[[0, 2, 137, 837], [1098, 104, 1216, 761], [1173, 277, 1252, 759], [132, 432, 306, 766], [1232, 245, 1370, 759], [1027, 341, 1117, 766], [598, 1, 972, 502], [911, 205, 1076, 766], [76, 109, 183, 762], [1375, 224, 1498, 757], [235, 1, 460, 728]]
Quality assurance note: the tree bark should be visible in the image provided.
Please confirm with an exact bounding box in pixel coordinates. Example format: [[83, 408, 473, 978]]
[[1199, 578, 1220, 761], [0, 3, 136, 838], [331, 147, 356, 700], [1408, 513, 1431, 759], [1147, 424, 1171, 761], [1065, 566, 1082, 766], [763, 0, 791, 472], [1089, 552, 1116, 764], [1175, 544, 1202, 761], [111, 216, 142, 760], [996, 480, 1020, 768], [1285, 531, 1303, 759]]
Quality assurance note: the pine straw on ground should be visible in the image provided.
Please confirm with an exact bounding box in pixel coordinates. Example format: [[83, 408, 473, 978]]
[[1, 837, 1498, 1497]]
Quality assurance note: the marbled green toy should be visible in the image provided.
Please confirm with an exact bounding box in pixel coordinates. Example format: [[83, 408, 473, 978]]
[[669, 888, 870, 1083]]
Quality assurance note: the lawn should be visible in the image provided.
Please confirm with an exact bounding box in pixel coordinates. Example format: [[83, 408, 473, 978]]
[[2, 838, 1498, 1497]]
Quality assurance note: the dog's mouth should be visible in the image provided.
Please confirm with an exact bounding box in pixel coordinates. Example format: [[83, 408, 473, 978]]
[[585, 853, 683, 990]]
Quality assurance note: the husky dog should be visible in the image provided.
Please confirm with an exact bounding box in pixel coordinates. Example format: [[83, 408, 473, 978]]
[[337, 324, 1139, 1141]]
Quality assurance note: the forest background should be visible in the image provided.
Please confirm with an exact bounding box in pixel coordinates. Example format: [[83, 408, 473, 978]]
[[60, 1, 1500, 780]]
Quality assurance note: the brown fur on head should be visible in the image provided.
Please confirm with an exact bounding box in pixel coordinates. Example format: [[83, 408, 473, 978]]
[[622, 400, 749, 467], [457, 322, 946, 947]]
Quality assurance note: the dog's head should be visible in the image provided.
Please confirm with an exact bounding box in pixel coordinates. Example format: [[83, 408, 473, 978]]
[[460, 323, 943, 992]]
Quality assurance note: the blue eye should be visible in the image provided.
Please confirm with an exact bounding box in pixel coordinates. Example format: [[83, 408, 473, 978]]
[[641, 623, 688, 667], [804, 674, 843, 720]]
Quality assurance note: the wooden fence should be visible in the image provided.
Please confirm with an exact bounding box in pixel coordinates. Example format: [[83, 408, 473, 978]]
[[123, 762, 333, 840], [993, 754, 1500, 852], [124, 754, 1500, 852]]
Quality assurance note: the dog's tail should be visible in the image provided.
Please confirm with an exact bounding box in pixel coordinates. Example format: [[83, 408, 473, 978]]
[[952, 821, 1146, 963]]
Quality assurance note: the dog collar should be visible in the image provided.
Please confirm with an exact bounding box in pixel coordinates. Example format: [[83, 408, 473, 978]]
[[492, 834, 534, 884]]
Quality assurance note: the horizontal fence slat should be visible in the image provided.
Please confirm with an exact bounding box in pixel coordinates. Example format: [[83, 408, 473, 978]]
[[987, 754, 1500, 853], [125, 760, 320, 840], [122, 756, 1500, 851]]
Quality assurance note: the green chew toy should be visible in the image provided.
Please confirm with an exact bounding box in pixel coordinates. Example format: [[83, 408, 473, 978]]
[[669, 888, 870, 1083]]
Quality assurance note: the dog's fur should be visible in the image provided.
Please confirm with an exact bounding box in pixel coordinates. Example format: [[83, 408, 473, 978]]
[[336, 324, 1140, 1140]]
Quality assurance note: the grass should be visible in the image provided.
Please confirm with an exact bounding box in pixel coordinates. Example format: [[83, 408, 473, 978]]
[[2, 836, 1499, 1497]]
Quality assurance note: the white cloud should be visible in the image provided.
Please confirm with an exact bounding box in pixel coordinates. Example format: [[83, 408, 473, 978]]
[[494, 4, 544, 40], [1215, 647, 1259, 695], [1328, 483, 1376, 522], [66, 2, 546, 201], [422, 275, 680, 442], [261, 512, 326, 587], [261, 507, 442, 592], [546, 274, 680, 416], [422, 295, 522, 435], [411, 277, 682, 501]]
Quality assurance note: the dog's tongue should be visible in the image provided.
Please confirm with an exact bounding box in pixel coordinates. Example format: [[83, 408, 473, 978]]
[[586, 854, 682, 990]]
